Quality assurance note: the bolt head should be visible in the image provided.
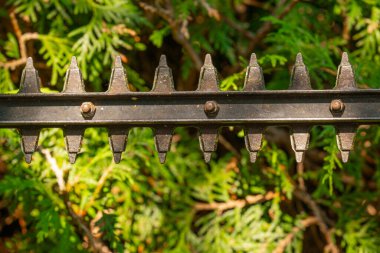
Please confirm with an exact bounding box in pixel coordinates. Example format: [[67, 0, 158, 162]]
[[81, 102, 96, 118], [330, 99, 345, 113], [204, 101, 219, 116]]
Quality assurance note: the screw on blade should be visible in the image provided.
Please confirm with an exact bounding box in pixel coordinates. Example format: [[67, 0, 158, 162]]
[[107, 56, 130, 93], [334, 52, 357, 90], [197, 54, 219, 91], [243, 53, 265, 91], [199, 127, 219, 163], [336, 125, 357, 163], [62, 56, 86, 93], [290, 126, 310, 163], [64, 127, 84, 164], [108, 127, 129, 163], [289, 53, 312, 90], [19, 128, 40, 163], [19, 57, 41, 93], [152, 55, 175, 92], [244, 127, 264, 163], [154, 126, 173, 163]]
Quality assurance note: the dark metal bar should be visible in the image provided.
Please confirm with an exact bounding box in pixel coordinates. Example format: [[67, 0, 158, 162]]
[[0, 90, 379, 127]]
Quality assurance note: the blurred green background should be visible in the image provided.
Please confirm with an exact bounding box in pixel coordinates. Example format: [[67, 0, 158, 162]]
[[1, 0, 380, 252]]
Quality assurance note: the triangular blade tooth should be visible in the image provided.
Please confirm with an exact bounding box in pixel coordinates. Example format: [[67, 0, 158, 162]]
[[62, 56, 85, 93], [108, 128, 128, 163], [243, 53, 265, 91], [290, 127, 310, 163], [336, 126, 357, 163], [154, 127, 173, 163], [244, 127, 263, 163], [197, 54, 219, 91], [19, 128, 40, 164], [107, 56, 130, 93], [19, 57, 41, 93], [152, 55, 175, 92], [334, 52, 357, 90], [64, 127, 83, 163], [199, 127, 219, 163], [289, 53, 312, 90]]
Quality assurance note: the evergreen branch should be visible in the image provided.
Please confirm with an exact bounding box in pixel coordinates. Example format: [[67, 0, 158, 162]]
[[193, 191, 278, 213], [81, 164, 114, 216], [246, 0, 299, 55], [273, 216, 319, 253]]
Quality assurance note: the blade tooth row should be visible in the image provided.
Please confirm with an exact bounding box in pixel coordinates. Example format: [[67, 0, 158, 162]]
[[107, 56, 130, 93], [335, 125, 357, 163], [243, 53, 265, 91], [17, 53, 359, 164], [64, 127, 84, 164], [244, 127, 264, 163], [154, 126, 173, 163], [108, 128, 129, 164], [199, 127, 219, 163]]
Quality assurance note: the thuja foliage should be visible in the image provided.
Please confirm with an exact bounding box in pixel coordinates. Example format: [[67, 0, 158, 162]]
[[1, 0, 380, 252]]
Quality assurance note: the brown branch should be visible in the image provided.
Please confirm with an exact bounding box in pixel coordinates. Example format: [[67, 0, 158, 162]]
[[9, 10, 25, 59], [293, 188, 339, 253], [273, 216, 319, 253], [246, 0, 299, 55], [40, 149, 65, 193], [1, 10, 39, 70], [0, 32, 39, 69], [296, 162, 306, 191], [218, 134, 241, 159], [194, 191, 278, 214], [40, 149, 111, 253], [139, 1, 203, 70], [63, 194, 112, 253], [223, 17, 255, 40]]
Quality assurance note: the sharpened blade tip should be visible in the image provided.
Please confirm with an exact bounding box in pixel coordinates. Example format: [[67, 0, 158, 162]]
[[158, 152, 167, 163], [24, 153, 33, 164], [203, 152, 212, 163]]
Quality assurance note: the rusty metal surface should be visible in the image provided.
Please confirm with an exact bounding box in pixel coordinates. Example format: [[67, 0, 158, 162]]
[[0, 53, 369, 164]]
